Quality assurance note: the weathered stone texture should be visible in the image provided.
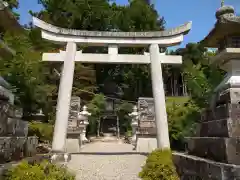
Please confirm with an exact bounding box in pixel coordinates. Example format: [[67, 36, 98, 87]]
[[174, 87, 240, 179], [0, 98, 38, 164], [68, 96, 81, 130], [25, 136, 39, 157], [7, 118, 28, 136], [0, 117, 28, 137], [173, 152, 240, 180], [0, 136, 38, 163], [186, 137, 240, 165], [0, 137, 26, 163], [137, 97, 156, 135]]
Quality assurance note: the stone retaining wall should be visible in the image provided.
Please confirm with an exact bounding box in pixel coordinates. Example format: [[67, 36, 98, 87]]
[[0, 97, 38, 164]]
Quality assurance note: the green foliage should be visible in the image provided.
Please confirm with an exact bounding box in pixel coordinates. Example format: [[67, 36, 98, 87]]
[[28, 122, 53, 143], [180, 43, 224, 108], [5, 0, 19, 9], [116, 102, 133, 132], [167, 102, 199, 150], [0, 33, 48, 117], [139, 149, 179, 180], [87, 94, 106, 135], [4, 160, 75, 180]]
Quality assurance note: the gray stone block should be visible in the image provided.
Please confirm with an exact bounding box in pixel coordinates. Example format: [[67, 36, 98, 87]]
[[199, 118, 240, 137], [186, 137, 240, 165], [0, 137, 26, 163], [136, 137, 157, 153], [24, 136, 38, 157], [7, 118, 28, 136], [173, 152, 240, 180], [70, 96, 81, 112], [0, 118, 28, 136]]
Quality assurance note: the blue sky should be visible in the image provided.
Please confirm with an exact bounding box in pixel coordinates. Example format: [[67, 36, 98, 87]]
[[16, 0, 240, 49]]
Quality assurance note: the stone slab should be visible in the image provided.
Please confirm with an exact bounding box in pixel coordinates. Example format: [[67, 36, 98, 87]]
[[0, 118, 28, 136], [65, 138, 81, 153], [199, 118, 240, 137], [0, 102, 23, 119], [186, 137, 240, 165], [7, 118, 28, 136], [24, 136, 39, 157], [0, 137, 26, 163], [0, 136, 38, 163], [136, 137, 157, 153], [201, 104, 240, 122], [173, 152, 240, 180]]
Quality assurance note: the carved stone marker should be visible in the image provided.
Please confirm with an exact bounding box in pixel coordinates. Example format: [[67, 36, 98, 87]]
[[68, 96, 81, 130], [137, 97, 156, 135], [66, 96, 81, 153], [136, 97, 157, 153]]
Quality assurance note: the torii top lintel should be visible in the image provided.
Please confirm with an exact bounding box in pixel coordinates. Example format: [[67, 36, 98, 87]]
[[32, 17, 192, 47]]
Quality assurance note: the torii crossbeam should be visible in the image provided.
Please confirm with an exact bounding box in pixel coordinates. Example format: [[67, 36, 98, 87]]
[[33, 17, 191, 153]]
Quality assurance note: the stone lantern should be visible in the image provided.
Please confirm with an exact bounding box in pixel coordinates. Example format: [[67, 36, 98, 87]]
[[128, 105, 139, 146], [174, 4, 240, 179], [78, 105, 91, 143]]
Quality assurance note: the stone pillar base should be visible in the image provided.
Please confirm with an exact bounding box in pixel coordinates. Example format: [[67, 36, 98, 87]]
[[136, 136, 157, 153], [65, 138, 81, 153], [50, 152, 71, 163]]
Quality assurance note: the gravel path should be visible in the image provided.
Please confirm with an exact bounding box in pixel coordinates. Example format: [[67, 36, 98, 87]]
[[66, 142, 147, 180]]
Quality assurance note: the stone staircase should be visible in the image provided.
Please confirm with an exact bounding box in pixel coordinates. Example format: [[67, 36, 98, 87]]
[[173, 88, 240, 179], [90, 133, 122, 143]]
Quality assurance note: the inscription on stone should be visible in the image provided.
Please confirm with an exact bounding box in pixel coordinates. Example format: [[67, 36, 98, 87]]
[[137, 97, 156, 135], [68, 97, 81, 132]]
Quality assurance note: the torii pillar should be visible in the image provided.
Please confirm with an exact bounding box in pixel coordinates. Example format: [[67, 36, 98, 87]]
[[33, 17, 191, 152]]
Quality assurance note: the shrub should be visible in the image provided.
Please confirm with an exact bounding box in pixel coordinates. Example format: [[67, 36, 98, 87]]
[[167, 102, 199, 150], [4, 160, 75, 180], [28, 122, 53, 143], [139, 149, 179, 180]]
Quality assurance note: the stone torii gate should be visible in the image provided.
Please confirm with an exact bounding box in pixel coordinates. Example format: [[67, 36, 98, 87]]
[[32, 17, 191, 153]]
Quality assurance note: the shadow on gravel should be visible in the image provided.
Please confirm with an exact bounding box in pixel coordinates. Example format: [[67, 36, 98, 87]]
[[71, 152, 149, 156]]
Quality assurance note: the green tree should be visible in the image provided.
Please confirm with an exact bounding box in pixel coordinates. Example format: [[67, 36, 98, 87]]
[[0, 33, 47, 117], [87, 93, 106, 136], [180, 43, 224, 108], [5, 0, 18, 9], [116, 102, 133, 134]]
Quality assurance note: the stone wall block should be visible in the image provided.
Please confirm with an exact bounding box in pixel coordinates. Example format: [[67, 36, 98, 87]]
[[24, 136, 39, 157], [7, 118, 28, 136], [0, 137, 26, 163], [186, 137, 240, 165]]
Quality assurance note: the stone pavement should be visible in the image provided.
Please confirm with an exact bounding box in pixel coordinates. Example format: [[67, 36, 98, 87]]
[[66, 142, 147, 180]]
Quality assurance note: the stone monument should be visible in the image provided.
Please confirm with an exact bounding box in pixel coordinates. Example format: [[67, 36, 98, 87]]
[[65, 96, 81, 153], [136, 97, 157, 152], [173, 4, 240, 179]]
